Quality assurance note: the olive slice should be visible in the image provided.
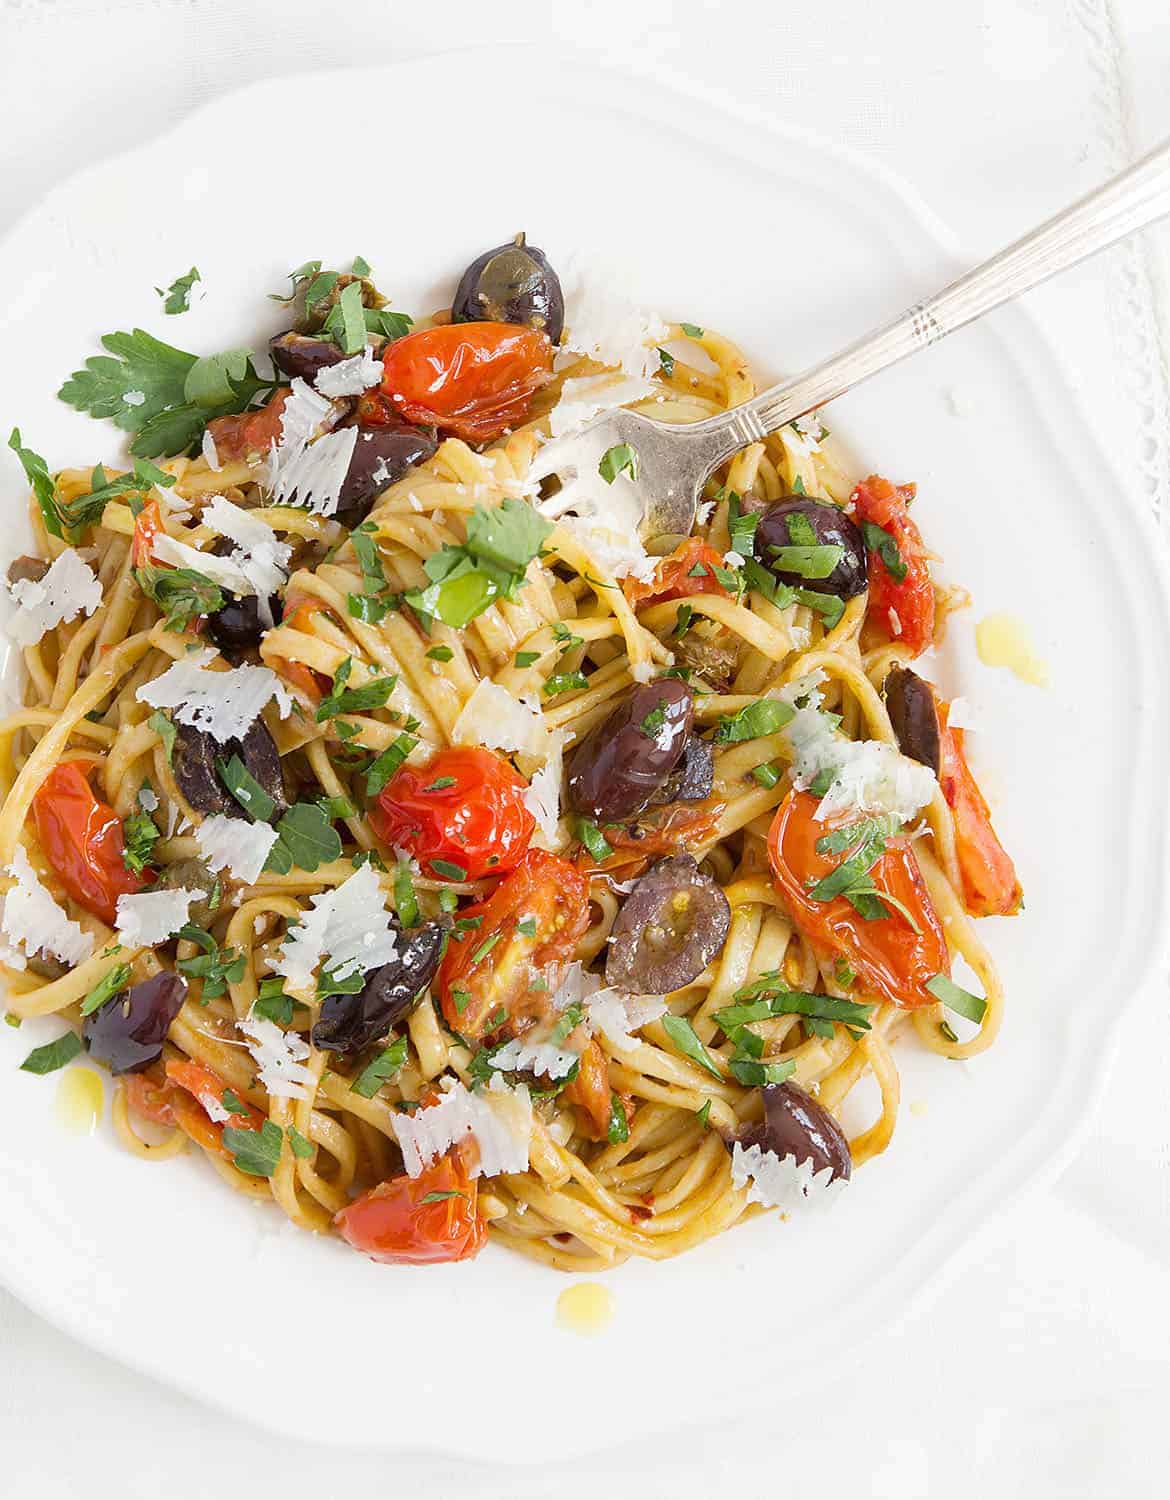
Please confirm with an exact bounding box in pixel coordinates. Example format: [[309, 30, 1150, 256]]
[[606, 854, 731, 995], [83, 972, 188, 1075], [172, 719, 287, 820], [884, 665, 941, 775], [154, 857, 221, 929], [311, 919, 450, 1054], [334, 423, 438, 530], [736, 1080, 852, 1182]]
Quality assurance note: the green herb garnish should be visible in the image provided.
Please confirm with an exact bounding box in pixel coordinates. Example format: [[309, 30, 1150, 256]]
[[156, 266, 201, 315]]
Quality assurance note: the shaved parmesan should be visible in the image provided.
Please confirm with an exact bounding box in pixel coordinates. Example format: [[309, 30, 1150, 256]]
[[270, 426, 357, 516], [275, 378, 334, 454], [314, 349, 382, 398], [392, 1076, 532, 1179], [201, 429, 222, 471], [548, 372, 657, 439], [152, 533, 257, 595], [730, 1140, 848, 1212], [200, 494, 292, 603], [238, 1012, 315, 1100], [559, 264, 669, 379], [549, 961, 604, 1013], [556, 514, 657, 584], [524, 731, 566, 849], [488, 1037, 579, 1080], [6, 549, 103, 646], [783, 703, 936, 823], [452, 679, 548, 756], [1, 846, 93, 966], [195, 813, 279, 886], [115, 888, 199, 947], [137, 647, 292, 742], [584, 988, 667, 1052], [273, 862, 398, 992]]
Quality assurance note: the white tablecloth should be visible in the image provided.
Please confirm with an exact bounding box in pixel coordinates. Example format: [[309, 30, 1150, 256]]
[[2, 3, 1169, 1495]]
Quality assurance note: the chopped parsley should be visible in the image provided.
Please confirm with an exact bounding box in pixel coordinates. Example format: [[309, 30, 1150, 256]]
[[598, 443, 639, 484], [394, 858, 419, 929], [19, 1031, 82, 1075], [223, 1119, 284, 1177], [156, 266, 201, 315], [217, 754, 276, 822], [316, 656, 397, 721], [254, 978, 295, 1026], [365, 734, 418, 798], [262, 803, 344, 875], [288, 1125, 315, 1159], [749, 761, 782, 789], [420, 1190, 466, 1205], [657, 347, 675, 377], [728, 493, 758, 556], [514, 650, 540, 669], [121, 811, 160, 876], [728, 1056, 796, 1087], [404, 499, 551, 630], [673, 603, 693, 638], [639, 704, 667, 737], [78, 963, 132, 1017], [176, 927, 246, 999], [766, 543, 844, 580], [430, 858, 467, 881], [860, 520, 908, 583], [544, 672, 590, 697], [575, 818, 613, 863], [714, 698, 794, 744], [680, 322, 704, 338], [426, 645, 454, 662], [661, 1015, 722, 1079], [925, 973, 988, 1024], [808, 816, 921, 929], [607, 1093, 630, 1144], [350, 1036, 409, 1098]]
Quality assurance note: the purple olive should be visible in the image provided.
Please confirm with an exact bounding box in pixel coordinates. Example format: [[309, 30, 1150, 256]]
[[7, 555, 49, 586], [452, 234, 564, 342], [650, 734, 714, 806], [311, 919, 450, 1054], [172, 718, 287, 820], [884, 665, 940, 774], [204, 536, 283, 658], [754, 497, 868, 599], [606, 854, 731, 995], [83, 973, 187, 1074], [334, 423, 438, 530], [737, 1081, 852, 1181], [567, 679, 695, 825], [269, 331, 349, 383]]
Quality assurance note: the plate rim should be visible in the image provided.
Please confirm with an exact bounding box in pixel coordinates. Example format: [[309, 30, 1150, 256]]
[[1, 43, 1168, 1459]]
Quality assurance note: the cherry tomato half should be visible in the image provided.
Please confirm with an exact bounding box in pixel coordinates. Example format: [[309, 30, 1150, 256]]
[[204, 387, 292, 465], [125, 1059, 264, 1157], [767, 791, 948, 1009], [32, 762, 150, 925], [622, 538, 733, 609], [851, 475, 934, 655], [936, 701, 1022, 918], [371, 746, 535, 883], [563, 1036, 615, 1140], [437, 848, 590, 1040], [379, 322, 552, 443], [131, 498, 165, 568], [335, 1152, 486, 1265]]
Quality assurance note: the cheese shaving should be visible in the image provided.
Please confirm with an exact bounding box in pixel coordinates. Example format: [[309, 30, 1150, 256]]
[[273, 861, 398, 992], [451, 678, 548, 756], [238, 1012, 315, 1100], [194, 813, 279, 886], [558, 263, 669, 379], [730, 1141, 848, 1213], [6, 549, 103, 647], [391, 1076, 532, 1179], [314, 349, 383, 398], [1, 846, 94, 967], [137, 647, 292, 742], [487, 1037, 580, 1080], [524, 730, 566, 849], [115, 888, 199, 948]]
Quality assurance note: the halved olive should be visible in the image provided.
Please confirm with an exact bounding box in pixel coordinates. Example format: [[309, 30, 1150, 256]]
[[334, 423, 439, 530], [311, 919, 450, 1054], [452, 234, 564, 342], [649, 734, 714, 806], [754, 497, 868, 599], [606, 854, 731, 995], [269, 331, 349, 383], [567, 679, 695, 825], [172, 719, 287, 820], [884, 665, 940, 774], [736, 1080, 852, 1182], [83, 972, 188, 1074]]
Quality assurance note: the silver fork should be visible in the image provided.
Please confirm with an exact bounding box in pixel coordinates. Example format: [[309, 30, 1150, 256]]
[[530, 136, 1170, 541]]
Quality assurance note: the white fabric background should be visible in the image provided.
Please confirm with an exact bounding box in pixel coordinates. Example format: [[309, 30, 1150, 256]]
[[2, 2, 1169, 1495]]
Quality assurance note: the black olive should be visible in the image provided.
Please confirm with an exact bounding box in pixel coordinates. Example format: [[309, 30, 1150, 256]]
[[298, 273, 382, 335], [754, 497, 868, 599], [172, 719, 287, 820], [269, 331, 349, 383], [311, 919, 450, 1054], [204, 536, 283, 659], [334, 423, 439, 530], [606, 854, 731, 995], [884, 665, 941, 775], [736, 1081, 852, 1182], [649, 734, 714, 806], [7, 555, 49, 586], [452, 234, 564, 342], [567, 680, 695, 825], [155, 857, 222, 928], [83, 972, 188, 1074]]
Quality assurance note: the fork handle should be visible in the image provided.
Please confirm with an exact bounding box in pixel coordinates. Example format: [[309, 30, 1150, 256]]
[[696, 135, 1170, 458]]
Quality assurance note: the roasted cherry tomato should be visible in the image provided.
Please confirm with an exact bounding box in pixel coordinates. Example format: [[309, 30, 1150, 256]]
[[437, 848, 590, 1039], [371, 746, 535, 883], [32, 762, 150, 925], [767, 791, 948, 1009], [335, 1152, 486, 1265], [131, 498, 165, 568], [126, 1059, 264, 1157], [563, 1037, 615, 1140], [268, 593, 337, 701], [204, 387, 292, 465], [622, 538, 734, 609], [378, 322, 552, 443], [851, 475, 935, 655], [936, 702, 1022, 918]]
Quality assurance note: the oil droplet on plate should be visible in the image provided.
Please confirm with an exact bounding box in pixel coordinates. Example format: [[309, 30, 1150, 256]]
[[556, 1281, 614, 1336], [975, 613, 1048, 686], [56, 1066, 104, 1136], [909, 1099, 929, 1118]]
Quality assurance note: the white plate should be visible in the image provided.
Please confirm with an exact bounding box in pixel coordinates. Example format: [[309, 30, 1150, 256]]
[[1, 49, 1168, 1461]]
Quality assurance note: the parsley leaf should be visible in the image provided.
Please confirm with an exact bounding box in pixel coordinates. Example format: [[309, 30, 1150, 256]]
[[766, 543, 845, 580], [217, 754, 276, 822], [223, 1119, 284, 1177], [599, 444, 639, 484], [661, 1015, 722, 1079], [861, 520, 908, 583], [607, 1093, 630, 1144], [727, 493, 758, 557], [254, 977, 295, 1026], [350, 1036, 409, 1098], [680, 323, 705, 338], [728, 1056, 796, 1087], [121, 812, 160, 877], [19, 1031, 82, 1075], [393, 857, 419, 928], [794, 588, 845, 629], [134, 565, 225, 632], [316, 657, 397, 721], [176, 927, 246, 999], [262, 803, 344, 875], [576, 818, 613, 863], [156, 267, 201, 315], [925, 973, 987, 1024], [404, 499, 552, 629], [714, 698, 794, 744]]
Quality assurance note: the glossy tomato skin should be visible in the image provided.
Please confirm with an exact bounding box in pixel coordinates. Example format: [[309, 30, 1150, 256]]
[[379, 322, 552, 443], [767, 791, 948, 1009], [437, 849, 590, 1040], [335, 1154, 486, 1265], [126, 1059, 264, 1157], [936, 703, 1022, 918], [204, 387, 292, 465], [851, 475, 934, 655], [32, 762, 150, 925], [623, 538, 733, 608], [371, 747, 535, 882]]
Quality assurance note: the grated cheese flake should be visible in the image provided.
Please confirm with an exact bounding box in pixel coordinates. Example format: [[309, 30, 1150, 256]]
[[238, 1012, 315, 1100], [137, 646, 292, 742], [201, 494, 292, 603], [452, 678, 548, 756], [273, 861, 398, 992], [194, 813, 279, 886], [6, 549, 103, 647], [548, 372, 657, 439], [487, 1037, 580, 1080], [270, 426, 357, 516], [201, 429, 222, 471], [115, 888, 199, 948], [584, 988, 667, 1052], [782, 697, 936, 823], [730, 1140, 848, 1213], [1, 846, 94, 967], [314, 349, 383, 398], [392, 1075, 532, 1179], [524, 730, 566, 850], [558, 263, 669, 379]]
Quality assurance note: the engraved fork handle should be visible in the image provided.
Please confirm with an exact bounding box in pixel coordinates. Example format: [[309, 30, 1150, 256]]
[[695, 135, 1170, 459]]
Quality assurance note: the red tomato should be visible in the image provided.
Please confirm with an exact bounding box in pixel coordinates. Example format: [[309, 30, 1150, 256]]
[[622, 538, 733, 608], [563, 1036, 614, 1139], [379, 323, 552, 442], [767, 791, 948, 1009], [204, 388, 292, 465], [936, 701, 1022, 918], [335, 1152, 486, 1265], [852, 475, 935, 655], [269, 594, 338, 701], [437, 849, 590, 1040], [126, 1060, 263, 1156], [371, 746, 535, 883], [131, 498, 165, 567], [32, 762, 150, 925]]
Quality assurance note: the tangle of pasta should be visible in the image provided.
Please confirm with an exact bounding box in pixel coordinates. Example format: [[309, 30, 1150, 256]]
[[0, 247, 1020, 1271]]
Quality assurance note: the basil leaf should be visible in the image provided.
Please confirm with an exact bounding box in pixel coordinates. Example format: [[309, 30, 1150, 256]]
[[350, 1036, 408, 1098], [794, 588, 845, 629], [19, 1030, 82, 1075], [223, 1119, 284, 1177], [926, 973, 987, 1024], [661, 1015, 722, 1079]]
